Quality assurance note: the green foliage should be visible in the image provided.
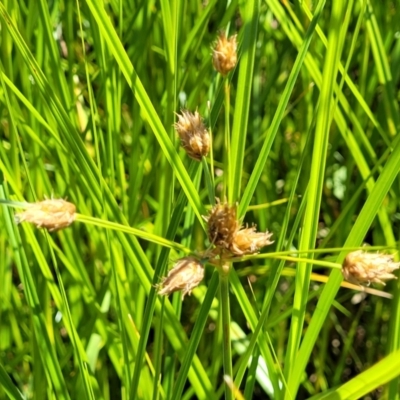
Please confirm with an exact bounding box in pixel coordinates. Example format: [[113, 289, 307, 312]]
[[0, 0, 400, 399]]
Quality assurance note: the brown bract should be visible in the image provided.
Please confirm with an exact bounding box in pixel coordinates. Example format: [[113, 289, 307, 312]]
[[15, 199, 76, 232], [157, 257, 205, 299], [342, 250, 400, 285], [174, 110, 210, 161], [212, 32, 237, 76]]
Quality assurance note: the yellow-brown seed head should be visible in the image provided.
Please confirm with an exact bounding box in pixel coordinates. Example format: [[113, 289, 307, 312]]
[[204, 200, 239, 251], [212, 32, 238, 76], [15, 199, 76, 232], [174, 110, 210, 161], [157, 257, 205, 299], [230, 226, 274, 256], [342, 250, 400, 285]]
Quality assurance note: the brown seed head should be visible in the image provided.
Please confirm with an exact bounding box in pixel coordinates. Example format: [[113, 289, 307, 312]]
[[157, 256, 205, 299], [204, 200, 239, 250], [342, 250, 400, 285], [174, 110, 210, 161], [15, 199, 76, 232], [230, 226, 274, 256], [212, 32, 238, 75]]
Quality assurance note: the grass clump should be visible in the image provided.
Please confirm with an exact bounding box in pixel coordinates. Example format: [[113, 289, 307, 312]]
[[1, 1, 400, 400]]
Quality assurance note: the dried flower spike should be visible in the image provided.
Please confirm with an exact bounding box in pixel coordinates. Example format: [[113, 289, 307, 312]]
[[212, 32, 237, 75], [342, 250, 400, 285], [157, 257, 205, 299], [174, 110, 210, 161], [203, 200, 239, 251], [230, 226, 274, 256], [15, 199, 76, 232]]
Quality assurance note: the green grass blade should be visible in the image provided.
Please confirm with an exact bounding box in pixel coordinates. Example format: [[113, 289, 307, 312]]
[[312, 349, 400, 400], [0, 362, 25, 400], [83, 0, 205, 224], [229, 0, 259, 202], [286, 127, 400, 399], [238, 0, 325, 217]]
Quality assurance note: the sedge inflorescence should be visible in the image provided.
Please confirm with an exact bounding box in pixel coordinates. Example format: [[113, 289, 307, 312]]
[[204, 199, 273, 256], [342, 250, 400, 286], [14, 199, 76, 232], [157, 200, 273, 299], [157, 257, 205, 299], [174, 110, 210, 161], [212, 32, 238, 76]]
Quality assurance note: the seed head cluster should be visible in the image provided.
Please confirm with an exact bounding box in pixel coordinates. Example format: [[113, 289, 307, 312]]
[[204, 199, 273, 256], [204, 200, 239, 250], [212, 32, 238, 76], [157, 257, 205, 299], [15, 199, 76, 232], [342, 250, 400, 285], [174, 110, 210, 161]]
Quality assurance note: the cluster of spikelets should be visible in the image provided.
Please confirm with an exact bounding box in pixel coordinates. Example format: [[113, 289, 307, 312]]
[[204, 200, 273, 256], [342, 250, 400, 286], [158, 200, 274, 299], [157, 30, 400, 299], [212, 32, 238, 76], [174, 32, 237, 162], [14, 199, 76, 231], [11, 31, 399, 301], [159, 31, 275, 298]]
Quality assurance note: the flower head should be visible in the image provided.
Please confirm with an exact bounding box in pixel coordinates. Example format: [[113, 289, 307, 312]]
[[203, 200, 239, 250], [157, 257, 205, 299], [230, 226, 274, 256], [174, 110, 210, 161], [203, 200, 273, 255], [212, 32, 238, 75], [342, 250, 400, 285], [15, 199, 76, 231]]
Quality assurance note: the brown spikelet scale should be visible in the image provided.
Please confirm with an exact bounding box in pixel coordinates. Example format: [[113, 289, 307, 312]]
[[157, 257, 205, 299], [203, 200, 239, 251], [342, 250, 400, 285], [174, 110, 210, 161], [212, 32, 238, 76], [14, 199, 76, 232]]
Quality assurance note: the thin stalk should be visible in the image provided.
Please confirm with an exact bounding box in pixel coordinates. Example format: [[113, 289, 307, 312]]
[[219, 263, 233, 400], [224, 79, 231, 201], [207, 101, 215, 192], [202, 157, 215, 206]]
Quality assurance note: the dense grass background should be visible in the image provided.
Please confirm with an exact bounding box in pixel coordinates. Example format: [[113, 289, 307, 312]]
[[1, 0, 400, 399]]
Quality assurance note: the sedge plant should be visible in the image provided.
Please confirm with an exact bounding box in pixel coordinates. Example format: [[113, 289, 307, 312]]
[[1, 1, 400, 400]]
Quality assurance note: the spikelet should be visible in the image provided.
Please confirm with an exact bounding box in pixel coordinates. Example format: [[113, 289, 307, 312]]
[[203, 200, 239, 251], [212, 32, 238, 76], [174, 110, 210, 161], [14, 199, 76, 232], [230, 225, 274, 256], [203, 200, 273, 255], [342, 250, 400, 285], [157, 257, 205, 299]]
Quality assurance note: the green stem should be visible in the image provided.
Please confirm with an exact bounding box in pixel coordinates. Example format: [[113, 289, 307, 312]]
[[219, 263, 233, 400], [202, 157, 215, 206], [224, 79, 231, 201], [207, 101, 215, 192]]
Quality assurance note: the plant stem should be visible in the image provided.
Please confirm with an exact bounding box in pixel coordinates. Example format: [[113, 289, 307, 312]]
[[224, 79, 231, 201], [202, 157, 215, 206], [220, 263, 233, 400]]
